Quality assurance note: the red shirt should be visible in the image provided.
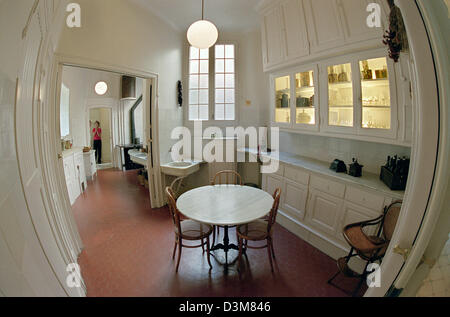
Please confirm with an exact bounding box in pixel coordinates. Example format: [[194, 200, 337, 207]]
[[93, 128, 102, 141]]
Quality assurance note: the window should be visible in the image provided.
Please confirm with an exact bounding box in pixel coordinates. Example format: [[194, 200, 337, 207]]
[[215, 44, 235, 121], [188, 44, 236, 121], [60, 84, 70, 137], [189, 46, 209, 121]]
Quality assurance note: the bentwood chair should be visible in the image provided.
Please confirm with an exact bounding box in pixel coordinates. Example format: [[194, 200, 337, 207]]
[[165, 187, 214, 272], [236, 188, 281, 272], [210, 170, 243, 246], [328, 200, 402, 296]]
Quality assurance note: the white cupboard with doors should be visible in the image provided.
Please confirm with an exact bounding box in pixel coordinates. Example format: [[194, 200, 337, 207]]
[[258, 0, 388, 71], [83, 150, 97, 181], [63, 148, 88, 205], [261, 159, 400, 260]]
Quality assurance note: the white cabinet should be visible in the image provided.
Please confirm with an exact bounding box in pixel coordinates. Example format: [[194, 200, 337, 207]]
[[282, 180, 308, 220], [307, 188, 344, 237], [337, 0, 385, 44], [63, 152, 81, 205], [260, 0, 309, 71], [260, 160, 402, 260], [279, 0, 309, 61], [304, 0, 345, 53], [83, 150, 97, 180], [338, 201, 381, 242], [74, 152, 86, 191], [261, 6, 284, 69]]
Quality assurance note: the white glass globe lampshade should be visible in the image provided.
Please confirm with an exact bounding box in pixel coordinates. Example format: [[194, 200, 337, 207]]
[[95, 81, 108, 95], [187, 20, 218, 49]]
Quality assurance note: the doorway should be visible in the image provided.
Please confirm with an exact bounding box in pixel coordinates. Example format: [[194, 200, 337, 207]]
[[89, 107, 113, 169]]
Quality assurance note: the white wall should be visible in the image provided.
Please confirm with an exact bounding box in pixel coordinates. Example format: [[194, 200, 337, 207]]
[[0, 0, 66, 296], [57, 0, 184, 164], [61, 66, 121, 148]]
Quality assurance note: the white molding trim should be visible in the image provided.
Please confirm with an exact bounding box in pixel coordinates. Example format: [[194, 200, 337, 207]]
[[364, 0, 440, 296]]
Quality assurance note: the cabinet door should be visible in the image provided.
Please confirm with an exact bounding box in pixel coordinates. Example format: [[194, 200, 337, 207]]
[[279, 0, 309, 61], [282, 180, 308, 221], [337, 201, 381, 242], [304, 0, 345, 53], [307, 189, 344, 236], [263, 174, 284, 198], [337, 0, 385, 44], [261, 6, 284, 69]]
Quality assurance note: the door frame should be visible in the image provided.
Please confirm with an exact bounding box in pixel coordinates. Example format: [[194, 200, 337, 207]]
[[364, 0, 443, 296], [86, 101, 116, 166]]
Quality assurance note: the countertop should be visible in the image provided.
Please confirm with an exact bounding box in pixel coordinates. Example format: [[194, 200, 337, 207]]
[[238, 148, 404, 199], [62, 147, 83, 158]]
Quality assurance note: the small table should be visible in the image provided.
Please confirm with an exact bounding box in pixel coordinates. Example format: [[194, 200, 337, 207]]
[[176, 185, 274, 270]]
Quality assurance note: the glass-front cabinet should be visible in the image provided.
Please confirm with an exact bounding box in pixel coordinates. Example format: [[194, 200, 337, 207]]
[[359, 57, 391, 130], [327, 63, 353, 128], [271, 51, 397, 140], [321, 53, 397, 139], [272, 66, 319, 131]]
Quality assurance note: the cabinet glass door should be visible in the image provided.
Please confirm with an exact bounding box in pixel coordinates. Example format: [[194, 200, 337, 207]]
[[275, 75, 291, 124], [328, 63, 353, 127], [359, 57, 391, 129], [295, 70, 315, 125]]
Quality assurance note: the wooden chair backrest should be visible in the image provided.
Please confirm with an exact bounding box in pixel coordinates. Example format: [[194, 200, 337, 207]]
[[382, 200, 402, 241], [211, 170, 243, 185], [165, 187, 182, 235], [267, 188, 281, 233]]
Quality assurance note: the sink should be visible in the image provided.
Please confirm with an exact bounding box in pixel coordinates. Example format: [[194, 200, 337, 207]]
[[129, 149, 147, 166], [161, 161, 201, 177]]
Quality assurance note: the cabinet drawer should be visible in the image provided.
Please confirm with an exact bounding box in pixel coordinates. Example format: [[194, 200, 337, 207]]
[[263, 162, 284, 177], [284, 165, 309, 185], [345, 186, 385, 212], [310, 175, 345, 198]]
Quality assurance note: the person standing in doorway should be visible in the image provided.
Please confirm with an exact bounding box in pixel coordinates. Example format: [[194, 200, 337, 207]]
[[92, 121, 102, 164]]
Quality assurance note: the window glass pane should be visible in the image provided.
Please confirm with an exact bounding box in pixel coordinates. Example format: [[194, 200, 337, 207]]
[[199, 89, 208, 104], [199, 48, 209, 59], [199, 60, 208, 74], [199, 105, 209, 121], [216, 74, 224, 88], [189, 90, 199, 105], [190, 47, 199, 60], [189, 75, 199, 89], [275, 76, 290, 123], [225, 59, 234, 73], [215, 45, 224, 58], [225, 74, 235, 88], [216, 89, 225, 103], [189, 105, 198, 120], [225, 89, 235, 103], [225, 104, 235, 121], [215, 104, 225, 120], [328, 63, 353, 127], [216, 59, 225, 73], [189, 60, 199, 74], [225, 45, 234, 59], [199, 75, 208, 89], [295, 70, 315, 125], [359, 57, 391, 129]]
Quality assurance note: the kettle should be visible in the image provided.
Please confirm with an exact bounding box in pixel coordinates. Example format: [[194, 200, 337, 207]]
[[349, 158, 364, 177]]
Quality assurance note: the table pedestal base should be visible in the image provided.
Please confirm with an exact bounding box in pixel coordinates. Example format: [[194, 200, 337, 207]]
[[210, 225, 240, 271]]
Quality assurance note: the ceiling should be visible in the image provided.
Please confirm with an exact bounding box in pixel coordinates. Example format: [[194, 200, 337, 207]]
[[133, 0, 263, 32]]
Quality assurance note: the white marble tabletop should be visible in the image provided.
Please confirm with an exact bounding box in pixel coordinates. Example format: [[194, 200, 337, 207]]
[[176, 185, 274, 226]]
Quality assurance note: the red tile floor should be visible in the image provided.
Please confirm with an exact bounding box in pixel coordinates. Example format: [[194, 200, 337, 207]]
[[73, 169, 366, 297]]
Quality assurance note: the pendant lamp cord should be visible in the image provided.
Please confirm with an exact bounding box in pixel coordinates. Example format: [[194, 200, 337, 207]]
[[202, 0, 205, 20]]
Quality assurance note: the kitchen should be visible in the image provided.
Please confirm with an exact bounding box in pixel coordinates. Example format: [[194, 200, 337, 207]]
[[0, 0, 448, 300]]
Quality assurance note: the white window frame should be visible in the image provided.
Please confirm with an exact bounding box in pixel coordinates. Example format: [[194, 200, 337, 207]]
[[184, 42, 239, 126]]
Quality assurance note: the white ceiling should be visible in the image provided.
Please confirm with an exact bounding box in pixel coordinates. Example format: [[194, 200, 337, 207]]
[[132, 0, 263, 32]]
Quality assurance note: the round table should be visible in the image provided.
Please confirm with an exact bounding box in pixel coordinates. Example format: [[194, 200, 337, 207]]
[[176, 185, 274, 269]]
